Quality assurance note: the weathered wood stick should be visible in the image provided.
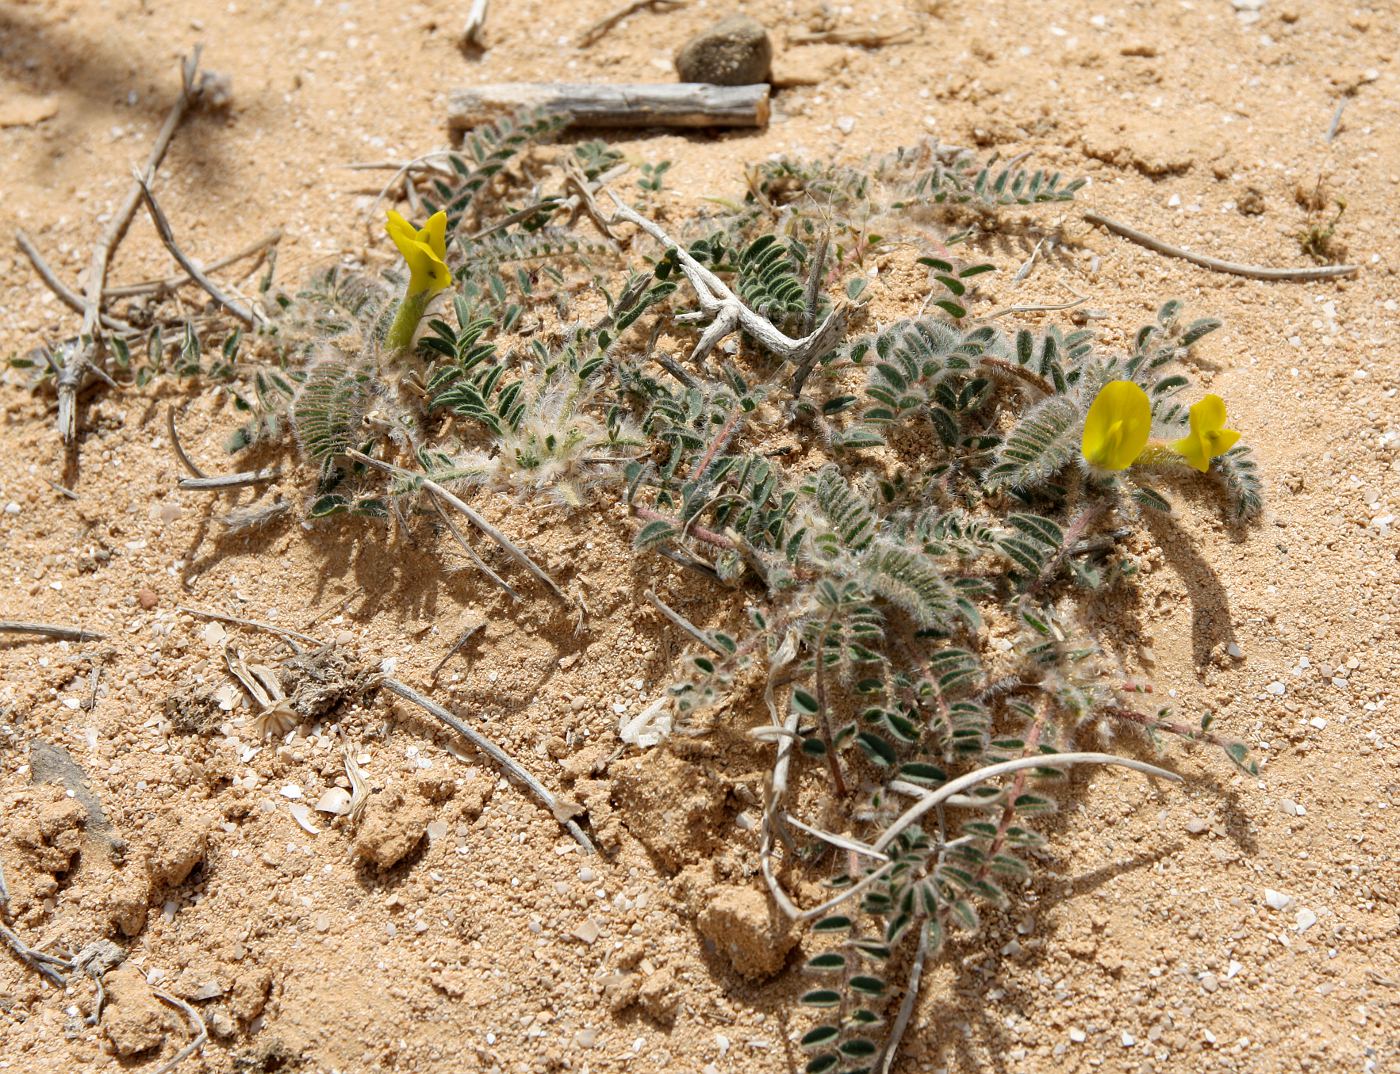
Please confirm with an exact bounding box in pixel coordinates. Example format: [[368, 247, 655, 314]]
[[448, 82, 769, 133]]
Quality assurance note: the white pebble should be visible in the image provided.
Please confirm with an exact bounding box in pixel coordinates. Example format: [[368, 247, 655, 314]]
[[1295, 908, 1318, 933], [1069, 1027, 1086, 1043], [1264, 888, 1293, 910], [835, 116, 855, 134], [1266, 681, 1286, 695]]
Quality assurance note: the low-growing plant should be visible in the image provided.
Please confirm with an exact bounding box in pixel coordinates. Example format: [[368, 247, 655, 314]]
[[92, 113, 1265, 1072]]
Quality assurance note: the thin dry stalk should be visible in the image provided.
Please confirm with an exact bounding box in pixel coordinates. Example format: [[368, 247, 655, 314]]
[[13, 230, 133, 332], [430, 497, 521, 602], [59, 49, 207, 448], [175, 605, 323, 649], [106, 230, 282, 299], [466, 162, 628, 243], [150, 989, 208, 1074], [136, 176, 257, 327], [430, 622, 483, 683], [461, 0, 489, 47], [644, 589, 723, 654], [177, 467, 280, 491], [876, 923, 930, 1074], [788, 26, 915, 46], [0, 621, 104, 642], [382, 678, 595, 852], [1083, 211, 1359, 280], [781, 813, 888, 862], [346, 450, 568, 605], [578, 0, 686, 48], [872, 752, 1180, 854], [166, 405, 207, 478], [0, 921, 71, 987]]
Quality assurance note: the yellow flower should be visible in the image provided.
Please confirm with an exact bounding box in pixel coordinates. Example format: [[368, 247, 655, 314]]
[[385, 209, 450, 295], [1172, 394, 1240, 473], [1081, 380, 1152, 471]]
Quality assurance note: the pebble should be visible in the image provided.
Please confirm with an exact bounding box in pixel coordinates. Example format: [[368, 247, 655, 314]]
[[836, 116, 855, 135], [1200, 972, 1220, 993], [674, 15, 772, 86], [138, 587, 158, 609], [572, 918, 601, 945], [1069, 1027, 1087, 1043], [1185, 817, 1208, 835], [1264, 888, 1293, 910], [1266, 681, 1286, 695], [1295, 908, 1318, 933], [1309, 716, 1327, 730]]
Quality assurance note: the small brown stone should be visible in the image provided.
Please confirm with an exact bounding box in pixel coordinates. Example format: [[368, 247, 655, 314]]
[[138, 587, 158, 609], [674, 15, 772, 86]]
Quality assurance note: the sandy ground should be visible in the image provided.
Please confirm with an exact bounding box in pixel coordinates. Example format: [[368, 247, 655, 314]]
[[0, 0, 1397, 1072]]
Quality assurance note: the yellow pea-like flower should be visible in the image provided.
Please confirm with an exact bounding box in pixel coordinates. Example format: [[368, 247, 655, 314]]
[[385, 209, 450, 296], [1081, 380, 1152, 471], [1172, 394, 1240, 473]]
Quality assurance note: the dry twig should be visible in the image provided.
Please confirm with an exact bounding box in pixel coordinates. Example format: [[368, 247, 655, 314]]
[[788, 26, 915, 46], [1083, 211, 1359, 281], [609, 194, 849, 367], [13, 231, 133, 332], [347, 450, 568, 605], [382, 678, 595, 852], [165, 405, 207, 478], [0, 921, 70, 987], [578, 0, 685, 47], [0, 621, 104, 642], [150, 989, 208, 1074], [429, 622, 483, 684], [106, 230, 282, 299], [461, 0, 489, 47], [175, 605, 322, 649], [177, 467, 280, 491], [430, 498, 521, 602], [876, 924, 930, 1074], [58, 49, 209, 449], [644, 589, 723, 654], [136, 175, 257, 327]]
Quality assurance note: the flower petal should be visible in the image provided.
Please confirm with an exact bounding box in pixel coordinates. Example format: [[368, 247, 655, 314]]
[[420, 210, 447, 262], [1191, 394, 1228, 436], [385, 210, 421, 260], [1082, 380, 1151, 471]]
